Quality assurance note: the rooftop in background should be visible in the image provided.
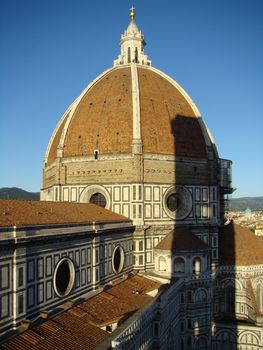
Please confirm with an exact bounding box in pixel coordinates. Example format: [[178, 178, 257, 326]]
[[0, 200, 130, 227]]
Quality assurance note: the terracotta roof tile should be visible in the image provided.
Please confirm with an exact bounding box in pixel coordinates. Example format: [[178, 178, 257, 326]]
[[78, 274, 161, 325], [138, 68, 207, 157], [0, 199, 130, 227], [219, 221, 263, 266], [46, 66, 210, 165], [1, 275, 161, 349], [63, 68, 133, 157], [155, 228, 208, 251]]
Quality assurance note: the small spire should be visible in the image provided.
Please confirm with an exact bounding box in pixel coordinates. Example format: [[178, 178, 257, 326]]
[[130, 6, 135, 20]]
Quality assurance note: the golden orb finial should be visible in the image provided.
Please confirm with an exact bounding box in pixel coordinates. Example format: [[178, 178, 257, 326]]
[[130, 6, 135, 20]]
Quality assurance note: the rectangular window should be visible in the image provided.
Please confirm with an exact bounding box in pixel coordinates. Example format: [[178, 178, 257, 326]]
[[75, 250, 80, 267], [0, 265, 9, 290], [133, 185, 136, 200], [81, 269, 86, 286], [18, 294, 24, 314], [75, 271, 80, 288], [138, 185, 142, 200], [37, 283, 44, 304], [195, 188, 200, 201], [0, 295, 9, 318], [96, 269, 99, 282], [87, 268, 91, 283], [46, 280, 52, 300], [202, 188, 208, 201], [46, 256, 52, 277], [138, 204, 142, 218], [81, 249, 86, 266], [138, 241, 143, 251], [202, 204, 208, 218], [138, 255, 143, 265], [95, 249, 99, 263], [27, 260, 35, 282], [212, 204, 216, 217], [87, 248, 91, 264], [133, 204, 136, 218], [104, 262, 108, 275], [27, 286, 35, 308], [18, 267, 23, 287], [195, 204, 201, 218]]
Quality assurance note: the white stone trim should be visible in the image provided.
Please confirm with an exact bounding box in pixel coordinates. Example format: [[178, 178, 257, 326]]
[[131, 63, 142, 153]]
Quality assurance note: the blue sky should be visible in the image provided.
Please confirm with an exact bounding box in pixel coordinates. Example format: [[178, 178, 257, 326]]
[[0, 0, 262, 198]]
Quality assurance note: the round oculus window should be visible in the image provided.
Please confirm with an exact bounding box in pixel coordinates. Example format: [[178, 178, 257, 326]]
[[112, 246, 125, 274], [166, 193, 181, 212], [90, 192, 106, 208], [163, 185, 192, 220], [53, 258, 75, 298]]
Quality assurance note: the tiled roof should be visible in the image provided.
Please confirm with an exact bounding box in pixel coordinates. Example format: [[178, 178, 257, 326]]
[[46, 65, 209, 165], [0, 200, 130, 227], [2, 313, 108, 350], [78, 274, 161, 325], [155, 227, 208, 251], [138, 68, 207, 157], [1, 275, 161, 350], [219, 221, 263, 266], [62, 67, 133, 159]]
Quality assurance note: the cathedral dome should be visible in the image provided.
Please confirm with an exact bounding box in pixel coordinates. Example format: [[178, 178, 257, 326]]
[[44, 9, 217, 167], [45, 65, 216, 166]]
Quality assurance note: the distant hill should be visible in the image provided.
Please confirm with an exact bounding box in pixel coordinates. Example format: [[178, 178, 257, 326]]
[[229, 197, 263, 211], [0, 187, 40, 201]]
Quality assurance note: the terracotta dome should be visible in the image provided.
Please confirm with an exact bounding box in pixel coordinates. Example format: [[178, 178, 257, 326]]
[[45, 64, 216, 167]]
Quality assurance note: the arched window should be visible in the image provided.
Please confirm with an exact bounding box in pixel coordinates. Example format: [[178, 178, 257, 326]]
[[159, 256, 167, 272], [174, 258, 185, 273], [135, 47, 138, 62], [128, 47, 131, 63], [193, 257, 201, 275]]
